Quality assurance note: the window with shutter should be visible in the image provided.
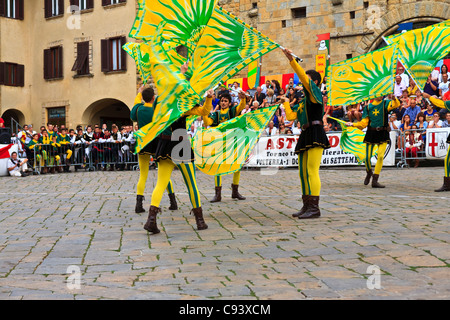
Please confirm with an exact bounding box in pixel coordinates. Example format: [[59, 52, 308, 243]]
[[0, 62, 24, 86], [45, 0, 64, 18], [102, 0, 127, 6], [0, 63, 5, 85], [44, 46, 63, 80], [72, 41, 90, 76], [101, 37, 127, 73]]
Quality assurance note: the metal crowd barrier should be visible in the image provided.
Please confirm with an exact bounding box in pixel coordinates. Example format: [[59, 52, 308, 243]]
[[30, 141, 140, 174], [394, 128, 427, 168]]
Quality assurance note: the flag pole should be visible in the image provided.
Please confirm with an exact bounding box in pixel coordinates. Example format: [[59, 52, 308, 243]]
[[279, 45, 303, 62]]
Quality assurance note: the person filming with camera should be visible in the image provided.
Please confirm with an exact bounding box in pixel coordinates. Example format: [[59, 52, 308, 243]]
[[7, 151, 29, 177]]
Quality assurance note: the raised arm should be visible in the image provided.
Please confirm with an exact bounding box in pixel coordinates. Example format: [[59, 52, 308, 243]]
[[282, 48, 319, 104]]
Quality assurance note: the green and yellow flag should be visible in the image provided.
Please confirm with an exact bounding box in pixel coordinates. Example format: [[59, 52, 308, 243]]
[[384, 20, 450, 45], [189, 6, 279, 97], [193, 105, 279, 176], [133, 23, 201, 154], [328, 116, 367, 164], [396, 26, 450, 90], [327, 44, 399, 106]]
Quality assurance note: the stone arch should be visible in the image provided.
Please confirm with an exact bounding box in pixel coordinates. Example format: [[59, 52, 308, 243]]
[[81, 98, 132, 129], [355, 0, 450, 54], [1, 108, 26, 128]]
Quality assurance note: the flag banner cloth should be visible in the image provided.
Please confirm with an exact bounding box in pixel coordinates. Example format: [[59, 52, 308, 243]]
[[193, 104, 279, 176], [327, 44, 399, 106], [126, 1, 280, 153], [128, 0, 217, 71], [133, 23, 202, 154], [328, 117, 369, 164], [384, 20, 450, 45], [396, 26, 450, 90]]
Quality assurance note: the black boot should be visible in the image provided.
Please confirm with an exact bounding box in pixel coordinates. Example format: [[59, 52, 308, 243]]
[[135, 195, 146, 213], [168, 193, 178, 210], [364, 169, 373, 186], [372, 174, 385, 188], [191, 207, 208, 230], [210, 186, 222, 203], [144, 206, 161, 234], [435, 177, 450, 192], [298, 196, 321, 219], [292, 195, 310, 217], [231, 184, 246, 200]]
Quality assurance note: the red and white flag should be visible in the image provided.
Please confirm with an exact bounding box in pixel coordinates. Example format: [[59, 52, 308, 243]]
[[0, 144, 14, 159]]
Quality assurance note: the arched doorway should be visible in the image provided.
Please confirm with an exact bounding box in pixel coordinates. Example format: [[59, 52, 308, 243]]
[[82, 99, 132, 129], [1, 109, 25, 128]]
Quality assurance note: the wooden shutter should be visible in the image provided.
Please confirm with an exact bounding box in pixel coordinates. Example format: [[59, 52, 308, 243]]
[[70, 0, 79, 8], [58, 0, 64, 15], [101, 39, 110, 72], [119, 0, 127, 3], [0, 0, 5, 17], [44, 0, 52, 18], [102, 0, 109, 6], [72, 41, 89, 73], [17, 0, 24, 20], [0, 62, 5, 85], [44, 49, 51, 79], [120, 36, 127, 71], [16, 64, 24, 87], [58, 46, 63, 78], [87, 0, 94, 9]]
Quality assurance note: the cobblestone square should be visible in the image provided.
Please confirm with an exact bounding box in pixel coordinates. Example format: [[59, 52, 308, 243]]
[[0, 167, 448, 300]]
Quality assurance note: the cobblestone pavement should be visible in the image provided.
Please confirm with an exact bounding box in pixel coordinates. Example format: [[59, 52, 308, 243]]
[[0, 166, 448, 300]]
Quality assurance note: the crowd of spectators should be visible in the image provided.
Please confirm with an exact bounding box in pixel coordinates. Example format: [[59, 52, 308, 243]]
[[5, 64, 450, 176], [10, 122, 138, 175]]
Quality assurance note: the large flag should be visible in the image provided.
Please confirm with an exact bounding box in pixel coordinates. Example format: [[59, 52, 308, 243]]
[[396, 26, 450, 90], [384, 20, 450, 45], [193, 105, 278, 176], [327, 44, 399, 106], [188, 6, 279, 97], [328, 117, 367, 164], [133, 23, 202, 154], [126, 4, 280, 153]]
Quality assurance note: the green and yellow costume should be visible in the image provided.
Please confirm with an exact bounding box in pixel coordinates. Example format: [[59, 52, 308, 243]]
[[283, 59, 330, 219], [130, 92, 177, 213], [429, 96, 450, 191], [352, 98, 400, 187], [203, 98, 247, 202]]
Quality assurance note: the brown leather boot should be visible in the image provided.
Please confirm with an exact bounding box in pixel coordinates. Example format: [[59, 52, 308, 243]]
[[144, 206, 161, 234], [292, 195, 310, 217], [364, 169, 373, 186], [41, 167, 48, 174], [372, 174, 385, 188], [298, 196, 321, 219], [231, 184, 246, 200], [50, 167, 55, 174], [168, 193, 178, 210], [210, 186, 222, 203], [435, 177, 450, 192], [135, 195, 145, 213], [191, 207, 208, 230]]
